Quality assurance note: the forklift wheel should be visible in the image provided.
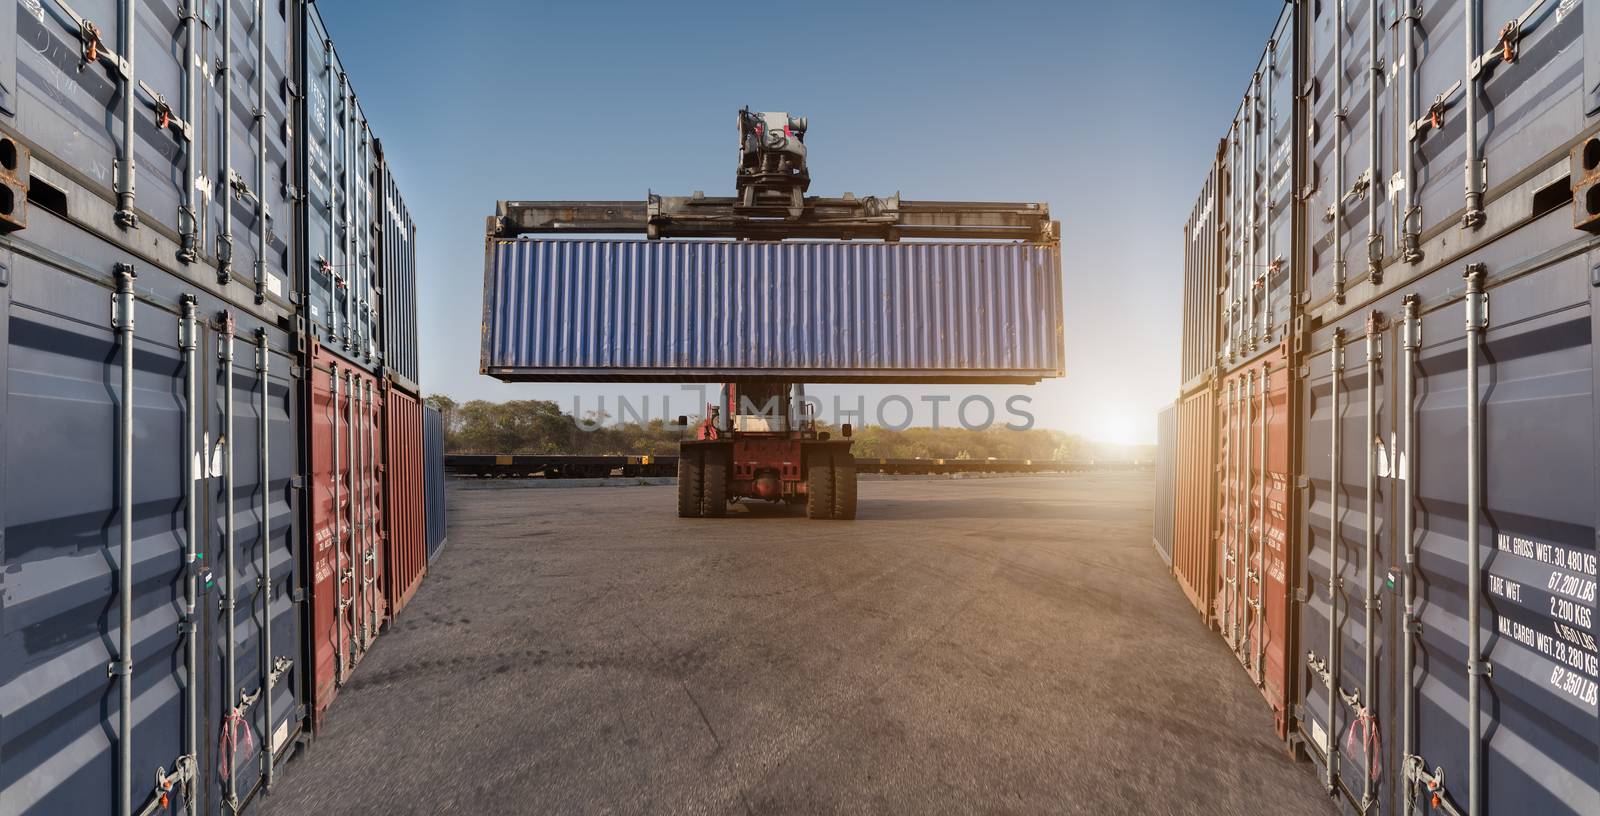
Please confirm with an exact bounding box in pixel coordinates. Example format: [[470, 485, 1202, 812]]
[[806, 450, 835, 519], [701, 446, 728, 517], [677, 448, 704, 518], [832, 452, 857, 520]]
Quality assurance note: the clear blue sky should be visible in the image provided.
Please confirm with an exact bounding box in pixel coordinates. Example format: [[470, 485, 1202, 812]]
[[319, 0, 1275, 444]]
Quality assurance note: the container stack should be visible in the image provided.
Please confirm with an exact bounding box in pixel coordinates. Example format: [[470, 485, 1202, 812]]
[[1164, 1, 1600, 813], [0, 2, 432, 813]]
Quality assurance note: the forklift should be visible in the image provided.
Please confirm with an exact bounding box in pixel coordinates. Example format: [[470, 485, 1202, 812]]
[[490, 108, 1056, 519]]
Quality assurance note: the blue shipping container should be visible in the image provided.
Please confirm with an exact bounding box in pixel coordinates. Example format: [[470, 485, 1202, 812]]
[[423, 405, 448, 562], [2, 213, 304, 815], [481, 239, 1064, 384]]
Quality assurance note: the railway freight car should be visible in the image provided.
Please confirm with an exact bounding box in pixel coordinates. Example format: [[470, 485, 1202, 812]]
[[1175, 1, 1600, 814]]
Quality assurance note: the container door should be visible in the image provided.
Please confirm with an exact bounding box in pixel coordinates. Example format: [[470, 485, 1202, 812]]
[[307, 349, 346, 724], [1172, 386, 1218, 619], [306, 345, 387, 728], [1, 252, 187, 813], [1220, 346, 1296, 737], [424, 405, 449, 561], [379, 162, 419, 386], [383, 383, 427, 615], [1408, 254, 1599, 815], [1153, 403, 1177, 565], [1298, 316, 1393, 804], [301, 8, 343, 352], [358, 369, 389, 634], [1259, 352, 1295, 737], [11, 2, 187, 234], [1260, 5, 1295, 343], [2, 233, 305, 814], [1304, 0, 1393, 312], [1217, 372, 1248, 641], [202, 313, 303, 806], [1182, 158, 1220, 390], [1413, 0, 1584, 241]]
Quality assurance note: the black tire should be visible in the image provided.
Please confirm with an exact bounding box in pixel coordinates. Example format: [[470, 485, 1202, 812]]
[[832, 452, 857, 520], [700, 446, 729, 517], [677, 447, 703, 518], [807, 449, 835, 520]]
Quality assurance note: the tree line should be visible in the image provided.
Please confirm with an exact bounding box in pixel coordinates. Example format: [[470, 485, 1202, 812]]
[[423, 396, 1151, 462]]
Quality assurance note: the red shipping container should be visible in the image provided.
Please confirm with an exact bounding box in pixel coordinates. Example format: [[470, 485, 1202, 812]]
[[308, 344, 389, 726], [1214, 344, 1293, 737], [1171, 385, 1218, 620], [383, 380, 428, 616]]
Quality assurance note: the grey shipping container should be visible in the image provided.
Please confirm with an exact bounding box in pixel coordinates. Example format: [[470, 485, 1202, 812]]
[[1, 211, 305, 814], [1153, 402, 1176, 566], [1296, 205, 1599, 815], [424, 404, 448, 562], [1181, 144, 1223, 394], [1182, 1, 1600, 812], [2, 0, 297, 317], [481, 238, 1065, 384], [1302, 0, 1591, 321], [1217, 3, 1297, 374], [297, 2, 383, 372], [378, 145, 419, 389]]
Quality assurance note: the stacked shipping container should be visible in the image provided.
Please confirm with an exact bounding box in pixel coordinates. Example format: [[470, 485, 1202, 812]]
[[423, 405, 450, 562], [1153, 403, 1176, 566], [1171, 1, 1600, 813], [0, 1, 432, 813]]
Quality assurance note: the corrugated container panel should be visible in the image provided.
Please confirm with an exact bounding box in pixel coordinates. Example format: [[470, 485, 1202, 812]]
[[424, 405, 449, 561], [1153, 403, 1177, 565], [1218, 3, 1296, 372], [298, 4, 382, 374], [306, 344, 388, 728], [0, 214, 304, 814], [379, 152, 419, 387], [1299, 0, 1590, 319], [1181, 145, 1222, 391], [1171, 386, 1218, 620], [1303, 0, 1391, 312], [382, 381, 427, 616], [1407, 0, 1585, 251], [213, 0, 295, 308], [1215, 345, 1294, 737], [481, 239, 1065, 384], [1296, 208, 1599, 815], [1, 0, 296, 317]]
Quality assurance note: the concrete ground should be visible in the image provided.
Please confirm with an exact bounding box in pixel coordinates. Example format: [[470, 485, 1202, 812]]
[[268, 473, 1333, 815]]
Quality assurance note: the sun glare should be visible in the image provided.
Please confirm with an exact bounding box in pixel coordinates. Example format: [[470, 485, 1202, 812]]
[[1091, 409, 1147, 447]]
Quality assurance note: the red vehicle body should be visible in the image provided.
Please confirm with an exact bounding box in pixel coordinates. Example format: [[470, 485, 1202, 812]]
[[677, 380, 856, 519]]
